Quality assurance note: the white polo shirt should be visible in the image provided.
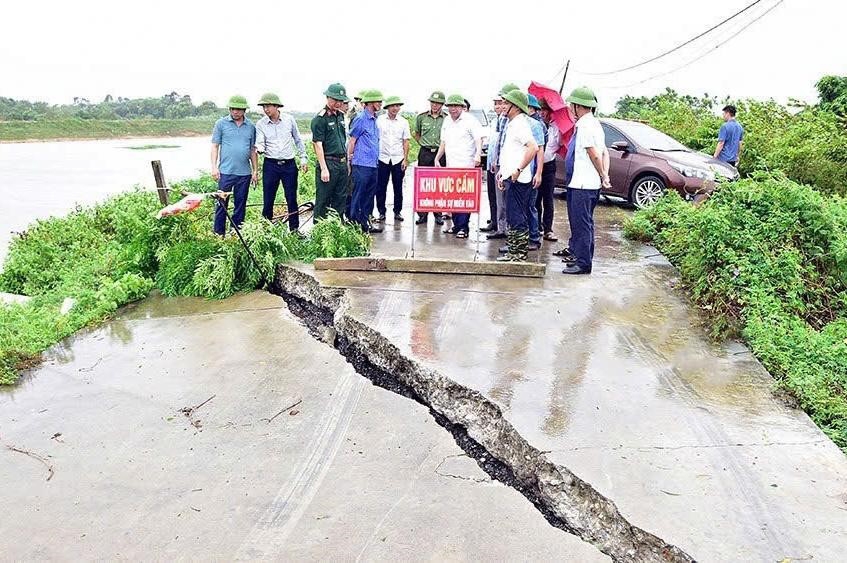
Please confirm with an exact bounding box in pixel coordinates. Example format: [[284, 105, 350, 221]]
[[499, 113, 536, 184], [440, 112, 482, 168], [376, 113, 411, 165], [569, 112, 605, 190]]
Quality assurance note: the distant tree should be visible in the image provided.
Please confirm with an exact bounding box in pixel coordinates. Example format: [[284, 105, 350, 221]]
[[816, 75, 847, 117]]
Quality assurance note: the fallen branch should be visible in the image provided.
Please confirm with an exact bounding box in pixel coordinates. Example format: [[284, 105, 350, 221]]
[[180, 394, 216, 429], [263, 399, 303, 424], [5, 444, 55, 481]]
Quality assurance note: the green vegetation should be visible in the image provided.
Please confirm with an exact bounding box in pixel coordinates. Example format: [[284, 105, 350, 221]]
[[0, 92, 220, 121], [0, 117, 216, 141], [614, 75, 847, 196], [0, 157, 367, 384], [624, 176, 847, 450]]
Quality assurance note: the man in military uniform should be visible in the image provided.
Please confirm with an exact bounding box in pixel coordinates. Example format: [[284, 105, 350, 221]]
[[310, 83, 350, 220], [413, 90, 447, 225]]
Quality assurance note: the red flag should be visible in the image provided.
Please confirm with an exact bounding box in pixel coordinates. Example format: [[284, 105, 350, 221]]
[[528, 81, 575, 158], [156, 193, 205, 218]]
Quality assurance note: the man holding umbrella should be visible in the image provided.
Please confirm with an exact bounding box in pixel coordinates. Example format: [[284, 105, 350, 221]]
[[211, 95, 257, 235], [255, 92, 308, 231]]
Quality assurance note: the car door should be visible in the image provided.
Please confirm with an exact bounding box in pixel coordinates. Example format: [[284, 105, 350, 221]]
[[601, 123, 633, 198]]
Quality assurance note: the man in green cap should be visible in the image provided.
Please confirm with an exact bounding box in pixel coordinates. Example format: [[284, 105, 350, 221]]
[[495, 89, 539, 262], [210, 95, 257, 235], [376, 96, 411, 223], [347, 89, 384, 233], [413, 90, 447, 225], [310, 83, 350, 220], [255, 92, 308, 231], [486, 83, 520, 241], [560, 86, 610, 275]]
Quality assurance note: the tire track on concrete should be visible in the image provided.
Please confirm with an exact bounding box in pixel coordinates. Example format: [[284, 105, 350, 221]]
[[234, 370, 364, 560]]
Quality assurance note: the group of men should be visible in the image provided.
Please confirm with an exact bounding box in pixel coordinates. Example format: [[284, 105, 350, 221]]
[[209, 81, 613, 275]]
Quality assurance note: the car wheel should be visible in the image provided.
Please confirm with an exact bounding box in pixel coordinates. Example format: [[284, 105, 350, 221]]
[[629, 175, 666, 208]]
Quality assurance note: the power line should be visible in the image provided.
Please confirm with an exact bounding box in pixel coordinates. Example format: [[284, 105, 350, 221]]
[[601, 0, 785, 90], [576, 0, 769, 76]]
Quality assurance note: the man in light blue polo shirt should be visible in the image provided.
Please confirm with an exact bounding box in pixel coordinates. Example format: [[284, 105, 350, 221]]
[[714, 104, 744, 168], [347, 89, 383, 233], [211, 95, 257, 235]]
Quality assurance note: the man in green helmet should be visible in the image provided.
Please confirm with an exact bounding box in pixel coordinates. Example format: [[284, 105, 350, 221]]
[[486, 83, 520, 241], [347, 89, 384, 233], [255, 92, 308, 231], [560, 86, 610, 275], [210, 95, 257, 235], [310, 83, 350, 220], [414, 90, 447, 225]]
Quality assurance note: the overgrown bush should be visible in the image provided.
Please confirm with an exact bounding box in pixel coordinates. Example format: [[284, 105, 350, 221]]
[[0, 167, 369, 384], [624, 176, 847, 449]]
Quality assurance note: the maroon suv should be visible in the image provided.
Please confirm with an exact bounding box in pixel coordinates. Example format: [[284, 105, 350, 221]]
[[556, 118, 739, 207]]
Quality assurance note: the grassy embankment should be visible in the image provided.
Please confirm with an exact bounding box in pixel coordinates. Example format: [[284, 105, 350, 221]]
[[0, 147, 371, 385], [0, 117, 216, 142]]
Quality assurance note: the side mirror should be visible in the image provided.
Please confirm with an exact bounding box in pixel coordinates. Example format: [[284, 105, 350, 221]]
[[611, 141, 629, 152]]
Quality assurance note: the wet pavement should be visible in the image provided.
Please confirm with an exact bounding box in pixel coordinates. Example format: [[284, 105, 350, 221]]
[[0, 291, 606, 560], [301, 197, 847, 561]]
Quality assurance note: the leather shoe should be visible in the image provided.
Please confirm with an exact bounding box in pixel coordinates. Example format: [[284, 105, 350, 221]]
[[562, 265, 590, 275], [435, 217, 445, 225], [498, 245, 509, 254], [394, 213, 404, 222], [368, 225, 384, 234], [415, 216, 427, 225], [486, 232, 506, 240], [552, 247, 573, 258]]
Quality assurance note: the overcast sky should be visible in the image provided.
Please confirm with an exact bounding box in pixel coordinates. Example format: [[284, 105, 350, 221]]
[[1, 0, 843, 114]]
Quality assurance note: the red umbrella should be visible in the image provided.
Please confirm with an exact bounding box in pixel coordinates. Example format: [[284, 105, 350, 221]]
[[528, 81, 575, 158]]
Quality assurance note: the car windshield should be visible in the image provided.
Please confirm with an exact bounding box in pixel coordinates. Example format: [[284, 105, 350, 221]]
[[611, 120, 689, 152], [470, 109, 489, 127]]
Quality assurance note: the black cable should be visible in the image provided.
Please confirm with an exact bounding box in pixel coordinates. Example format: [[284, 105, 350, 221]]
[[576, 0, 769, 76], [603, 0, 785, 89]]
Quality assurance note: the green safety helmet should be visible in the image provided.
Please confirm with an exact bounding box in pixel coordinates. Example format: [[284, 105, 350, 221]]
[[502, 89, 529, 114], [566, 86, 598, 108], [499, 83, 519, 96], [360, 89, 384, 103], [355, 91, 365, 101], [445, 94, 465, 106], [428, 91, 446, 104], [323, 83, 350, 102], [227, 95, 249, 109], [257, 92, 283, 106], [384, 96, 404, 107]]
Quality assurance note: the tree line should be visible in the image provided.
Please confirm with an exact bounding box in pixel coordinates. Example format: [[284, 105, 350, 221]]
[[0, 92, 220, 121]]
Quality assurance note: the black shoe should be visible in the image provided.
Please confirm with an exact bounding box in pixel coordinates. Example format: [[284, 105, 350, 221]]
[[498, 244, 509, 254], [376, 214, 386, 223], [435, 217, 445, 225], [486, 232, 507, 240], [394, 213, 404, 222], [479, 225, 494, 232], [368, 225, 384, 234], [415, 216, 427, 225], [562, 265, 590, 275], [443, 227, 457, 235], [562, 256, 577, 264], [528, 241, 541, 251], [553, 247, 573, 258]]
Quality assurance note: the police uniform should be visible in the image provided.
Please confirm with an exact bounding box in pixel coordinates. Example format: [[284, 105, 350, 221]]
[[415, 90, 447, 224], [311, 83, 350, 220]]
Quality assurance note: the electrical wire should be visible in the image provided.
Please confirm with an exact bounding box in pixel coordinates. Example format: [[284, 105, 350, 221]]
[[600, 0, 784, 89], [575, 0, 769, 76]]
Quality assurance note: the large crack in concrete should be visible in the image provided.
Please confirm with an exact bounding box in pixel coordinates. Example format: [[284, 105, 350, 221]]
[[270, 265, 695, 563]]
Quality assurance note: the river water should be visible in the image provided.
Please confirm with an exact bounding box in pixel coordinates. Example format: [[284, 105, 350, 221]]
[[0, 136, 212, 261]]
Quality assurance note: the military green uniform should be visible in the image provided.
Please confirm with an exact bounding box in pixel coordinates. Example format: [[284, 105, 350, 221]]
[[414, 110, 447, 223], [311, 106, 349, 220]]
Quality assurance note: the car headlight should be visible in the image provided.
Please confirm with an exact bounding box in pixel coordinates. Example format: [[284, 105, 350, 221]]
[[668, 160, 715, 180]]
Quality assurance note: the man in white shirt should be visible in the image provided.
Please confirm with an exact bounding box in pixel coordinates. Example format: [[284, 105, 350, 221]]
[[538, 98, 560, 241], [562, 86, 610, 275], [495, 90, 539, 262], [255, 92, 308, 231], [375, 96, 411, 223], [434, 94, 482, 238]]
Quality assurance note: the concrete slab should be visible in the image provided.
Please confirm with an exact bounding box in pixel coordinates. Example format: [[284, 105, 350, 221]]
[[0, 291, 605, 561], [314, 256, 546, 278], [300, 200, 847, 562]]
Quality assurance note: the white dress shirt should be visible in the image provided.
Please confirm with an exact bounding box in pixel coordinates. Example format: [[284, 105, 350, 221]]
[[376, 113, 411, 165], [440, 112, 482, 168], [569, 112, 605, 190], [544, 123, 561, 163], [255, 113, 307, 164], [499, 113, 536, 184]]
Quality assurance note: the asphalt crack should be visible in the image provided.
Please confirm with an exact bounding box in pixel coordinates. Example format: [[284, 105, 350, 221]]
[[270, 265, 695, 563]]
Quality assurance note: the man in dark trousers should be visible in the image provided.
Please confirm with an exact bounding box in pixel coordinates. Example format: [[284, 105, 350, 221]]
[[310, 83, 350, 220], [210, 95, 257, 235], [413, 91, 447, 225], [255, 92, 308, 231]]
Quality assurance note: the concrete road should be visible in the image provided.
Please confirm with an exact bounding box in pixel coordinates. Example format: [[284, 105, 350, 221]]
[[301, 199, 847, 562], [0, 292, 605, 561]]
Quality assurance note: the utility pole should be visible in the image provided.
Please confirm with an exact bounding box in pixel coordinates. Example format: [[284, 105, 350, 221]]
[[558, 60, 571, 95]]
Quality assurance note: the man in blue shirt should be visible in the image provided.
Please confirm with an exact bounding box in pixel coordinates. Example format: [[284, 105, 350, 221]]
[[347, 89, 383, 233], [211, 95, 257, 235], [714, 104, 744, 168]]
